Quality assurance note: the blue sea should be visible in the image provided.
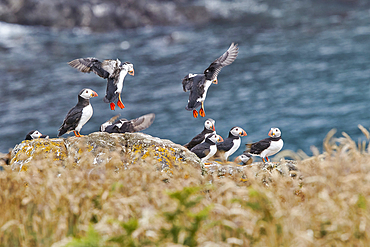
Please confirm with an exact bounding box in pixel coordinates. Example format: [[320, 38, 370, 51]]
[[1, 0, 370, 161]]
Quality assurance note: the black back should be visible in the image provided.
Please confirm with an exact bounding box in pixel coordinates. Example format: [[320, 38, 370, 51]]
[[249, 136, 281, 155], [58, 95, 90, 136], [184, 128, 214, 150]]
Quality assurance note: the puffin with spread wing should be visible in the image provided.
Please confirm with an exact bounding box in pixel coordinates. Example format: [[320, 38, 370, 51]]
[[182, 43, 239, 118], [68, 58, 134, 111]]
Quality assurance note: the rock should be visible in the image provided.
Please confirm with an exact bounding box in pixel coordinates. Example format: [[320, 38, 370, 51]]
[[0, 0, 212, 32], [10, 138, 67, 172], [205, 160, 299, 178], [10, 132, 203, 172]]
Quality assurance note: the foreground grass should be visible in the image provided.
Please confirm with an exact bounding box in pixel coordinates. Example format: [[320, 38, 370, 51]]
[[1, 127, 370, 246]]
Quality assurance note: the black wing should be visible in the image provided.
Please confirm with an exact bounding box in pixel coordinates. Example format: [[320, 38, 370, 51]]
[[182, 74, 196, 92], [184, 129, 214, 150], [248, 138, 272, 155], [204, 43, 239, 81], [185, 75, 205, 110], [68, 57, 110, 79], [103, 78, 119, 103], [216, 138, 234, 152], [58, 106, 82, 136], [190, 142, 210, 159]]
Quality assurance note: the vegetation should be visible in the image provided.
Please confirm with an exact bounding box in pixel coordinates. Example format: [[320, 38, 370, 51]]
[[1, 126, 370, 246]]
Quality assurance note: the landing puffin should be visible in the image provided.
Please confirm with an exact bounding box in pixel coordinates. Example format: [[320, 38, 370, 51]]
[[184, 118, 216, 150], [58, 88, 98, 137], [246, 127, 283, 163], [68, 58, 134, 111], [216, 126, 247, 161], [234, 152, 253, 166], [190, 133, 222, 163], [182, 43, 239, 118], [25, 130, 49, 140], [100, 113, 155, 133]]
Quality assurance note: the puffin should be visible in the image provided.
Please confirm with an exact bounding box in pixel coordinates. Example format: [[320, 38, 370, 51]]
[[190, 133, 222, 163], [100, 113, 155, 133], [182, 43, 239, 118], [58, 88, 98, 137], [216, 126, 247, 161], [234, 152, 253, 166], [68, 57, 134, 111], [246, 127, 284, 163], [25, 130, 49, 140], [183, 118, 216, 150]]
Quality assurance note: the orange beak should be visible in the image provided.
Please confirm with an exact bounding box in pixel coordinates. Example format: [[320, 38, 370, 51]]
[[234, 156, 241, 163], [218, 135, 224, 142], [211, 125, 215, 131], [240, 130, 247, 137], [91, 91, 98, 97], [268, 129, 273, 137], [129, 69, 135, 76]]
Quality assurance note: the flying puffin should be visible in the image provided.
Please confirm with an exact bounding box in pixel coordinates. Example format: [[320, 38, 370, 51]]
[[234, 152, 253, 166], [100, 113, 155, 133], [216, 126, 247, 161], [68, 57, 134, 111], [190, 133, 222, 163], [182, 43, 239, 118], [25, 130, 49, 140], [184, 118, 217, 150], [58, 88, 98, 137], [246, 127, 284, 163]]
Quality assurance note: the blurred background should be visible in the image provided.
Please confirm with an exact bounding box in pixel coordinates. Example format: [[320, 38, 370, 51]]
[[0, 0, 370, 160]]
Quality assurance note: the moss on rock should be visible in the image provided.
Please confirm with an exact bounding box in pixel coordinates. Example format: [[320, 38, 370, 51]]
[[10, 132, 203, 171]]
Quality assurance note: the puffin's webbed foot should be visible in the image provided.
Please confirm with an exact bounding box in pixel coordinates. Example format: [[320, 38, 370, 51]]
[[117, 100, 125, 109], [199, 107, 205, 117], [110, 103, 116, 111], [73, 131, 83, 137], [193, 110, 198, 118]]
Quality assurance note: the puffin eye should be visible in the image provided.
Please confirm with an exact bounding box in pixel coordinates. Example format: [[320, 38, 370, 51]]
[[85, 90, 88, 93]]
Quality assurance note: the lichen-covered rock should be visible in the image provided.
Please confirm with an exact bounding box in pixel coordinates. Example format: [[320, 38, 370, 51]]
[[10, 132, 203, 171], [10, 138, 67, 172]]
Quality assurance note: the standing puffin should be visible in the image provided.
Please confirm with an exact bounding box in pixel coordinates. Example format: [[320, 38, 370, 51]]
[[25, 130, 49, 140], [184, 118, 216, 150], [246, 127, 284, 163], [216, 126, 247, 161], [182, 43, 239, 118], [190, 133, 222, 163], [68, 57, 134, 111], [58, 88, 98, 137], [100, 113, 155, 133]]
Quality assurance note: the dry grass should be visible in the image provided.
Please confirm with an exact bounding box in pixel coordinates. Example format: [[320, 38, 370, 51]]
[[2, 126, 370, 246]]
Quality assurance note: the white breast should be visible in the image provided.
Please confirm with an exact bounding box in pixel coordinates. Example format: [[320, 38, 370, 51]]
[[115, 69, 128, 94], [197, 80, 213, 103], [260, 139, 284, 158], [76, 104, 93, 132], [224, 138, 241, 161], [201, 144, 217, 162]]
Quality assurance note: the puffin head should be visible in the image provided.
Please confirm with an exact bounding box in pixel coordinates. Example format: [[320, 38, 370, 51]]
[[25, 130, 49, 140], [204, 118, 216, 131], [234, 153, 252, 165], [79, 88, 98, 99], [230, 126, 247, 137], [207, 133, 222, 144], [268, 128, 281, 138], [123, 62, 134, 76]]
